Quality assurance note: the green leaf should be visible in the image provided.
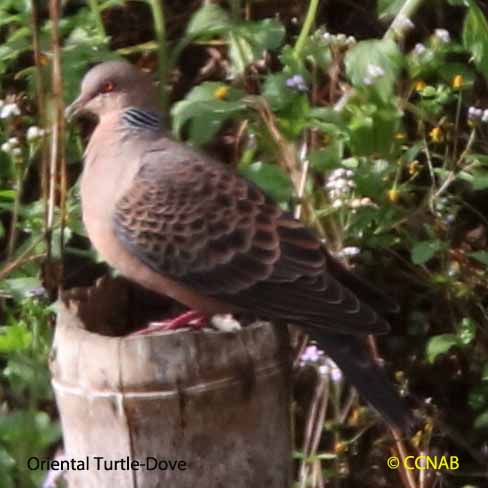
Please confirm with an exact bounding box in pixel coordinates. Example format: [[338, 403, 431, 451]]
[[0, 190, 16, 200], [0, 324, 32, 354], [171, 82, 245, 145], [411, 240, 443, 265], [186, 4, 231, 38], [465, 153, 488, 166], [426, 334, 461, 363], [468, 384, 488, 410], [237, 18, 285, 51], [463, 0, 488, 79], [468, 251, 488, 267], [474, 410, 488, 429], [239, 162, 293, 202], [310, 141, 344, 171], [0, 277, 42, 300], [262, 72, 299, 111], [457, 317, 476, 345], [377, 0, 405, 19], [482, 363, 488, 382], [437, 62, 476, 87], [346, 103, 402, 156], [472, 170, 488, 190], [345, 39, 402, 102]]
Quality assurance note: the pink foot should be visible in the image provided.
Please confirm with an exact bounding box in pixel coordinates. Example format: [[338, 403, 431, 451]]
[[131, 310, 209, 336]]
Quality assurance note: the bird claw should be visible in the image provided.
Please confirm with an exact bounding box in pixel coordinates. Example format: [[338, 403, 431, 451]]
[[131, 310, 208, 336]]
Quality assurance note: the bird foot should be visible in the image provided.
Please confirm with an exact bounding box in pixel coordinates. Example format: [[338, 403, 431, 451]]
[[131, 310, 208, 336]]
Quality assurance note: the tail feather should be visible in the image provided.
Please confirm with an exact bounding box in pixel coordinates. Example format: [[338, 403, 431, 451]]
[[326, 255, 400, 316], [308, 329, 413, 433]]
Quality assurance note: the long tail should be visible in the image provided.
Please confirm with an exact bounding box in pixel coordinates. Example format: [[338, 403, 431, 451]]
[[308, 329, 413, 433]]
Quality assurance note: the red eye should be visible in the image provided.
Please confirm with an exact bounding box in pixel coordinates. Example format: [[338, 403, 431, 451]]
[[100, 81, 115, 93]]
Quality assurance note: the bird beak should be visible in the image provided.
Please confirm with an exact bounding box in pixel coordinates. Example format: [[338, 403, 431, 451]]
[[65, 95, 87, 121]]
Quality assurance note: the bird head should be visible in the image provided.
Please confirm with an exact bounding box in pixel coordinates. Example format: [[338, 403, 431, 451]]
[[65, 60, 159, 120]]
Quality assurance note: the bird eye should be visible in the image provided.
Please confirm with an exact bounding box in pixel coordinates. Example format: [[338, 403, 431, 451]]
[[100, 81, 115, 94]]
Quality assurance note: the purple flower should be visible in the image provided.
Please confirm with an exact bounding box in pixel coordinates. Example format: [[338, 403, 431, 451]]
[[300, 344, 324, 364], [286, 74, 308, 92]]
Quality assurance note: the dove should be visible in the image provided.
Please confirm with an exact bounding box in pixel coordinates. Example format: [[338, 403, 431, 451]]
[[66, 60, 412, 431]]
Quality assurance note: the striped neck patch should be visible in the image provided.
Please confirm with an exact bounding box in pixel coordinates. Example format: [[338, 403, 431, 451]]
[[121, 108, 162, 131]]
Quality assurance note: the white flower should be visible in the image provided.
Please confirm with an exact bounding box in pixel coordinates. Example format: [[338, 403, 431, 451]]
[[322, 32, 333, 42], [0, 103, 20, 119], [414, 43, 427, 56], [27, 126, 44, 142], [434, 29, 450, 43], [350, 197, 373, 209], [337, 246, 361, 258], [482, 109, 488, 123], [331, 168, 346, 178], [468, 106, 483, 121], [346, 36, 356, 47], [336, 34, 346, 43], [332, 199, 343, 209], [360, 197, 372, 206], [0, 100, 4, 109], [334, 178, 348, 190], [322, 358, 342, 383], [330, 365, 343, 383], [394, 15, 414, 31], [318, 364, 329, 376], [1, 138, 21, 156], [350, 198, 361, 209]]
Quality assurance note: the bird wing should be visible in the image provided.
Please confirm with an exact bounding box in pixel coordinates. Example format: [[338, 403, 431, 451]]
[[112, 140, 391, 335]]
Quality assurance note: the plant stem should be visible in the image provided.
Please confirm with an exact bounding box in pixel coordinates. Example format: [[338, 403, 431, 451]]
[[384, 0, 425, 40], [452, 91, 463, 166], [7, 168, 24, 258], [88, 0, 106, 39], [30, 0, 50, 255], [0, 237, 45, 282], [230, 0, 241, 20], [148, 0, 168, 111], [48, 0, 67, 265], [293, 0, 319, 59]]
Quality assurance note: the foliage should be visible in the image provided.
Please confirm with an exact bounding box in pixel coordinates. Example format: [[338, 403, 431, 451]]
[[2, 0, 488, 487]]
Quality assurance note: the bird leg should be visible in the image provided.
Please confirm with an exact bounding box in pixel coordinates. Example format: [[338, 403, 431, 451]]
[[131, 310, 209, 336]]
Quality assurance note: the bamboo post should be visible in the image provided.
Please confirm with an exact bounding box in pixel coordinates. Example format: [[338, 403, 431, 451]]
[[50, 278, 292, 487]]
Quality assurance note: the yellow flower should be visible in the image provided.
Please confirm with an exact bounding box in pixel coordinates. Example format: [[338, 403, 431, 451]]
[[334, 441, 347, 454], [214, 85, 229, 100], [414, 80, 426, 92], [429, 127, 444, 143], [387, 188, 399, 203], [39, 52, 49, 66], [451, 74, 464, 89], [394, 132, 407, 140], [408, 160, 420, 175]]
